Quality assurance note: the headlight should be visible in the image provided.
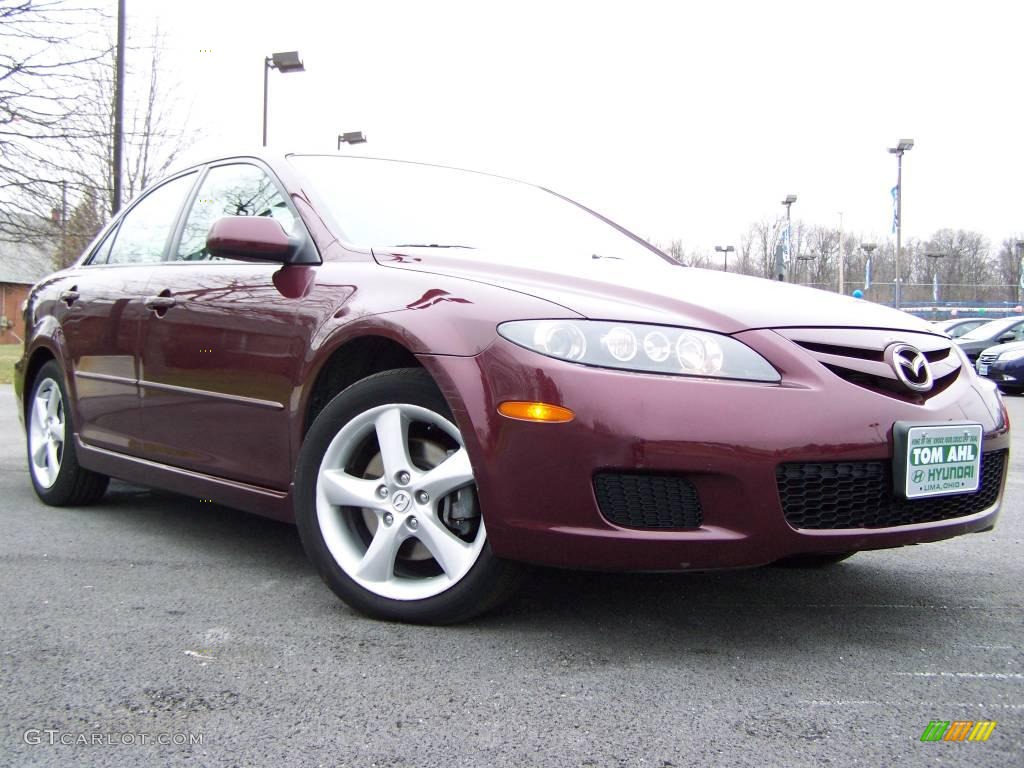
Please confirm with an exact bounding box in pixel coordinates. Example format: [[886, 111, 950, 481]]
[[498, 320, 780, 382], [997, 349, 1024, 362]]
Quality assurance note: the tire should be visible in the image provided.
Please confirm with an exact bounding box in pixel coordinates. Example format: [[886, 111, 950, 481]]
[[294, 368, 522, 624], [26, 361, 109, 506], [771, 551, 857, 568]]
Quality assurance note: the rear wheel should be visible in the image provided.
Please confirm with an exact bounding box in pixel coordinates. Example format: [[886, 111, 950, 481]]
[[27, 361, 109, 506], [771, 552, 856, 568], [295, 368, 522, 624]]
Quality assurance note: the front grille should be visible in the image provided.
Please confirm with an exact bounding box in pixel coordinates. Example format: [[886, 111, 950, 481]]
[[777, 450, 1006, 529], [594, 473, 703, 529], [978, 352, 998, 366], [777, 328, 962, 402]]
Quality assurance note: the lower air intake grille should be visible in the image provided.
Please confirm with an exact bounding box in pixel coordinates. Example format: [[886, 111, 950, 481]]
[[777, 450, 1006, 529], [594, 473, 703, 529]]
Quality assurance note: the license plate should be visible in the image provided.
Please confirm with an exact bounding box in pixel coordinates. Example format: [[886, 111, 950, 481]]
[[978, 363, 988, 376], [893, 422, 983, 499]]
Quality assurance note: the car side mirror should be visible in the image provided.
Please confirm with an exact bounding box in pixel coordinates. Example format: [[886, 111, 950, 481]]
[[206, 216, 302, 263], [997, 332, 1016, 343]]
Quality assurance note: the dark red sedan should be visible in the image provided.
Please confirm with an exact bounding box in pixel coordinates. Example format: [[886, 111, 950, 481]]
[[14, 154, 1011, 623]]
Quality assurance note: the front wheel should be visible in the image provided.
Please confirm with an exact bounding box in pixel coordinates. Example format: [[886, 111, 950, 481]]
[[294, 368, 522, 624], [26, 361, 109, 506]]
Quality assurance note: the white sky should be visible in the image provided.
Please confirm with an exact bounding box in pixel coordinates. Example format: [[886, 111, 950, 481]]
[[124, 0, 1022, 256]]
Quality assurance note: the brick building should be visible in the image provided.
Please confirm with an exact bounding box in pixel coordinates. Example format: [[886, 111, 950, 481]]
[[0, 240, 55, 345]]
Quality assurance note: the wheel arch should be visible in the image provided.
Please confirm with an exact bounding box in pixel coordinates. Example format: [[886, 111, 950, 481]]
[[21, 345, 58, 421], [302, 335, 425, 437]]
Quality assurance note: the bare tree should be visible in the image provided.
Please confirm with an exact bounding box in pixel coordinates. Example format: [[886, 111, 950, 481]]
[[746, 218, 785, 278], [54, 186, 101, 268], [73, 26, 192, 215], [0, 0, 108, 244], [994, 237, 1023, 304]]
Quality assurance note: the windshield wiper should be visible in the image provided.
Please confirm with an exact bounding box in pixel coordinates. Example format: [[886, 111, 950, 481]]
[[391, 243, 475, 249]]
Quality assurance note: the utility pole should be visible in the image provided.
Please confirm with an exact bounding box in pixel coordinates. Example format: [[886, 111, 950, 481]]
[[112, 0, 125, 215]]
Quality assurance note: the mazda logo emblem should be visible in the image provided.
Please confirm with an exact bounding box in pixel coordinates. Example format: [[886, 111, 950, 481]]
[[884, 343, 933, 392], [391, 491, 411, 513]]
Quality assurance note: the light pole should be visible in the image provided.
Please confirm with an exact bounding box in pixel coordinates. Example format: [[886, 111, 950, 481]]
[[781, 195, 797, 281], [837, 211, 844, 295], [263, 51, 305, 147], [888, 139, 914, 308], [338, 131, 367, 149], [860, 242, 877, 293], [925, 251, 946, 304], [714, 245, 735, 272]]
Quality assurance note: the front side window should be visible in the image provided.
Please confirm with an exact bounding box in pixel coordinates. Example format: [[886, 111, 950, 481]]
[[175, 164, 298, 261], [105, 173, 197, 265], [88, 225, 118, 265]]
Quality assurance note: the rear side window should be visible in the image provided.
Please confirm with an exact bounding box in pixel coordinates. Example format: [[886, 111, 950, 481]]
[[175, 164, 297, 261], [105, 173, 197, 265]]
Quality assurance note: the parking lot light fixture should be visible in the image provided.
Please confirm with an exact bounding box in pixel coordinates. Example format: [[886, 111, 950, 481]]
[[888, 139, 914, 308], [860, 242, 877, 292], [263, 51, 306, 147], [925, 251, 946, 303], [714, 245, 735, 272], [338, 131, 368, 149], [780, 196, 797, 281]]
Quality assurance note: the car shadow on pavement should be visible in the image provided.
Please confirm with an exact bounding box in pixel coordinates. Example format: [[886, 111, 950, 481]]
[[79, 481, 980, 655], [479, 558, 991, 661], [82, 480, 311, 576]]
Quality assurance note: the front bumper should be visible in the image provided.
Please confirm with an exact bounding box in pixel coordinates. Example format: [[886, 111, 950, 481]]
[[420, 330, 1010, 571], [981, 360, 1024, 388]]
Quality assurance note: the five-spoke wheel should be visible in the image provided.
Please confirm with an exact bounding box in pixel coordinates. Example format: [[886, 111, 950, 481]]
[[28, 375, 66, 489], [26, 361, 108, 506], [295, 368, 521, 623]]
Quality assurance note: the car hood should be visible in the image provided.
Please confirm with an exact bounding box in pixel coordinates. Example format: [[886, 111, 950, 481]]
[[373, 248, 939, 335], [981, 340, 1024, 355]]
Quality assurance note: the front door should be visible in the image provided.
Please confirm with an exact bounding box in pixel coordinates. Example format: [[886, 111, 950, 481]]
[[138, 162, 311, 489]]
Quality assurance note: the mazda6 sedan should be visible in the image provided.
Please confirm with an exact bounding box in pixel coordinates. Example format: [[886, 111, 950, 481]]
[[14, 154, 1011, 623]]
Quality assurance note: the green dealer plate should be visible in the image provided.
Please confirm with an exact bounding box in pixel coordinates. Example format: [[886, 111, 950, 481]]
[[893, 422, 983, 500]]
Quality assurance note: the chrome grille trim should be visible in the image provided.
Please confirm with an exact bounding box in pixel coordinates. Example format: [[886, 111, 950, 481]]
[[776, 328, 962, 400]]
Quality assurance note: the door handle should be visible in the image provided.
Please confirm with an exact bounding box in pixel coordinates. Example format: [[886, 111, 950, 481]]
[[144, 295, 177, 312], [60, 287, 79, 305]]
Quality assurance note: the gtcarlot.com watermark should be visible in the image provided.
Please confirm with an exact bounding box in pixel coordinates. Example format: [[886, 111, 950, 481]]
[[24, 729, 203, 747]]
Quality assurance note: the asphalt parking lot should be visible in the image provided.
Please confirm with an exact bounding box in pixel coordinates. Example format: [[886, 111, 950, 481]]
[[0, 385, 1021, 767]]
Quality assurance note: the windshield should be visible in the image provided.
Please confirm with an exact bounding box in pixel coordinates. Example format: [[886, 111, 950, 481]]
[[958, 317, 1019, 341], [288, 155, 669, 266]]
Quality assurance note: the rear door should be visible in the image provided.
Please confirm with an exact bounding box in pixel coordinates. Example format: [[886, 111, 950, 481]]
[[61, 172, 197, 452], [137, 161, 314, 489]]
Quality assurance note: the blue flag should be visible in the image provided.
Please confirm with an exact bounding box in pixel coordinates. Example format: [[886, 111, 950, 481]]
[[865, 256, 872, 291], [933, 271, 939, 303], [891, 185, 899, 234]]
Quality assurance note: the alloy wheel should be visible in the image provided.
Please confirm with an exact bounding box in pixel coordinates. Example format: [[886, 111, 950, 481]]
[[314, 403, 486, 601], [28, 377, 66, 489]]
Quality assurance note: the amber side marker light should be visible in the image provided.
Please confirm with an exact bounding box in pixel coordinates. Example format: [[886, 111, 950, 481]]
[[498, 401, 575, 423]]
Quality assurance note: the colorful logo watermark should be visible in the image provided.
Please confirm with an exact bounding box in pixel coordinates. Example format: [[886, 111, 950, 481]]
[[920, 720, 997, 742]]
